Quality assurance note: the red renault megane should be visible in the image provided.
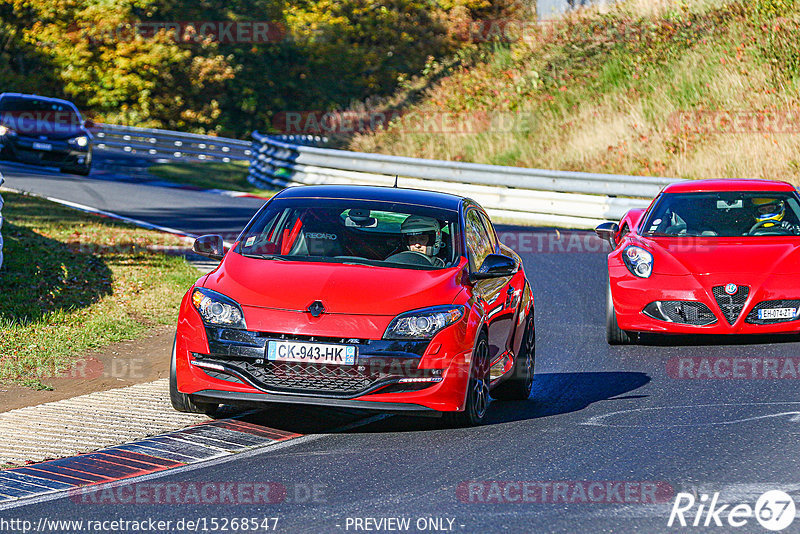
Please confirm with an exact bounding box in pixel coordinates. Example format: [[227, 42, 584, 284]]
[[171, 185, 535, 425], [597, 179, 800, 344]]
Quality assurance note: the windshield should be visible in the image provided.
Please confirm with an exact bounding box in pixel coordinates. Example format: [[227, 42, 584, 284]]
[[641, 191, 800, 237], [236, 198, 462, 269], [0, 97, 83, 134]]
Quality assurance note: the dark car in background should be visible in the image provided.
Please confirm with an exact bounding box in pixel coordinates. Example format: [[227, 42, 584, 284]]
[[0, 93, 93, 175]]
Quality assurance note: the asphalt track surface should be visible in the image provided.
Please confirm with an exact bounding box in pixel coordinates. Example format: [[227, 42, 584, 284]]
[[1, 155, 265, 237], [3, 157, 800, 533]]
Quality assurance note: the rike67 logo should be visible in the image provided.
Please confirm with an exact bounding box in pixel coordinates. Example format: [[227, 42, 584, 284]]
[[668, 490, 796, 531]]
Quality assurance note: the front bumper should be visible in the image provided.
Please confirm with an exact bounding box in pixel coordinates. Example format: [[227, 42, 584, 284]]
[[191, 389, 438, 415], [0, 135, 91, 168], [175, 295, 475, 412], [611, 266, 800, 334]]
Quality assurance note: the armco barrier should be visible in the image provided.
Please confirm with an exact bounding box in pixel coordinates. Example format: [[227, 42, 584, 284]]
[[93, 122, 677, 228], [93, 124, 327, 163], [248, 131, 679, 228], [93, 124, 252, 162]]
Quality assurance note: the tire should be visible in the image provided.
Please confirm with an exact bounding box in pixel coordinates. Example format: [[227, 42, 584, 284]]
[[492, 315, 535, 401], [169, 338, 219, 416], [444, 331, 491, 427], [606, 278, 634, 345]]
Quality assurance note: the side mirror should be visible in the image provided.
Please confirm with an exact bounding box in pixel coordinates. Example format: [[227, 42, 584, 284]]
[[595, 222, 619, 249], [472, 254, 517, 280], [83, 119, 95, 129], [193, 234, 225, 260]]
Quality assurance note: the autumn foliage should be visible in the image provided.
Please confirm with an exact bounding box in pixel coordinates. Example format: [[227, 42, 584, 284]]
[[0, 0, 520, 136]]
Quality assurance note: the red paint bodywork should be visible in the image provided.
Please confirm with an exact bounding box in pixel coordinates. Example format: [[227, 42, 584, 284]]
[[607, 179, 800, 334]]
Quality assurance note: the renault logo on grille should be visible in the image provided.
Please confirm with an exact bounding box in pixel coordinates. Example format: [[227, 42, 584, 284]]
[[724, 283, 738, 295], [307, 301, 326, 317]]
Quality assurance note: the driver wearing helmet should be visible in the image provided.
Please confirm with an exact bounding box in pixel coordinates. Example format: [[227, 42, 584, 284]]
[[751, 197, 800, 235], [400, 215, 445, 266]]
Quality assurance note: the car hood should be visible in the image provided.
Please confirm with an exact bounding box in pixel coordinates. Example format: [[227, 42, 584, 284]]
[[203, 252, 467, 316], [641, 236, 800, 276], [14, 125, 87, 140]]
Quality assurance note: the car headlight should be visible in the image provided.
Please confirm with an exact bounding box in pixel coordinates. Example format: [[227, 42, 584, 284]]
[[68, 136, 89, 147], [623, 246, 653, 278], [191, 288, 246, 329], [0, 125, 15, 136], [383, 305, 465, 340]]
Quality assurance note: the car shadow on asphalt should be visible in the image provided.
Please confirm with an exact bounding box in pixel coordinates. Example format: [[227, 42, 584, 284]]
[[277, 371, 651, 433], [636, 333, 800, 346], [485, 371, 650, 425], [230, 371, 650, 434]]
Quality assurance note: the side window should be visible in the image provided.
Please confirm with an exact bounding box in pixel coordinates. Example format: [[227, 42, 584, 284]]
[[477, 211, 498, 253], [465, 209, 493, 272]]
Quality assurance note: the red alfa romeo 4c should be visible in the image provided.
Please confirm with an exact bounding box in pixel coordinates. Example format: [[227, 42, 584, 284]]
[[598, 179, 800, 344]]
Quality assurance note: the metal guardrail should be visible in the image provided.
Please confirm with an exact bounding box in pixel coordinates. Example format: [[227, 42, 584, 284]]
[[93, 124, 253, 162], [249, 131, 679, 228]]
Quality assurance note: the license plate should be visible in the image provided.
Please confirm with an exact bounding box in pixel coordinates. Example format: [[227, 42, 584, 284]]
[[32, 142, 52, 151], [758, 307, 797, 320], [266, 340, 356, 365]]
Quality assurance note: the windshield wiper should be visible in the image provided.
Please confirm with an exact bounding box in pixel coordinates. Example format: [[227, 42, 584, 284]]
[[241, 254, 290, 261], [334, 257, 377, 266], [643, 231, 679, 237]]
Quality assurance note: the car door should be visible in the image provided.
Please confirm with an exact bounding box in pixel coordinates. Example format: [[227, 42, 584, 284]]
[[464, 208, 516, 365], [478, 210, 525, 359]]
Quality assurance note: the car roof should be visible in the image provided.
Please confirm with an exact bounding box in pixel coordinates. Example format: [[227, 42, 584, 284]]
[[275, 185, 466, 211], [0, 92, 80, 109], [663, 179, 795, 193]]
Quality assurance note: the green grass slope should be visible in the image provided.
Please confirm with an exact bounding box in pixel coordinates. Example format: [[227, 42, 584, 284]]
[[349, 0, 800, 184]]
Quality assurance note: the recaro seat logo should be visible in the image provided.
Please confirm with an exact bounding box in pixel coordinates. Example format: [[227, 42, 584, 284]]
[[305, 233, 337, 240], [668, 490, 796, 531]]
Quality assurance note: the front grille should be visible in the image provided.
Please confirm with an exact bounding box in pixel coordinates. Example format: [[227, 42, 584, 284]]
[[201, 367, 245, 384], [746, 300, 800, 325], [643, 301, 716, 326], [254, 360, 375, 393], [16, 148, 68, 164], [198, 327, 431, 397], [198, 356, 423, 397], [712, 285, 750, 325]]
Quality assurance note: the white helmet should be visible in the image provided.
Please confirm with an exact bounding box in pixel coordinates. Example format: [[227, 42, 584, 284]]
[[401, 215, 442, 255]]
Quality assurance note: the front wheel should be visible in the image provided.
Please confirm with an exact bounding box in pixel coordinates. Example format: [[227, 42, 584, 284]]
[[606, 278, 634, 345], [493, 315, 535, 401], [444, 332, 491, 427], [169, 338, 219, 416]]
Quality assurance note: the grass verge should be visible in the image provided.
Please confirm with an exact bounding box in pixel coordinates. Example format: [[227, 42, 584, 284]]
[[348, 0, 800, 185], [147, 160, 276, 196], [0, 192, 201, 387]]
